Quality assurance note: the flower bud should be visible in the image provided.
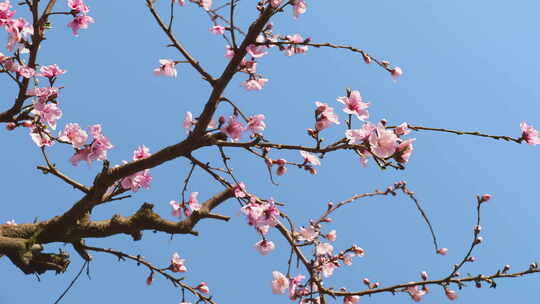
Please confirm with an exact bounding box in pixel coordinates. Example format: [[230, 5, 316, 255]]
[[474, 225, 482, 233], [390, 67, 403, 79], [479, 194, 491, 203], [276, 165, 287, 176], [420, 271, 428, 281], [436, 248, 448, 255], [362, 278, 370, 286], [474, 236, 484, 244], [502, 264, 511, 273], [275, 158, 286, 166], [22, 120, 33, 127], [362, 53, 372, 64], [6, 122, 16, 130]]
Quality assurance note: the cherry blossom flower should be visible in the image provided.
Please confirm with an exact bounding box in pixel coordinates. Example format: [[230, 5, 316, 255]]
[[394, 138, 415, 163], [170, 252, 187, 272], [288, 274, 305, 300], [343, 253, 353, 266], [68, 0, 90, 14], [240, 199, 280, 232], [247, 114, 266, 134], [300, 151, 320, 166], [31, 100, 62, 129], [183, 111, 197, 133], [0, 1, 16, 26], [316, 243, 334, 256], [295, 226, 318, 242], [368, 123, 398, 158], [224, 45, 234, 58], [234, 182, 247, 198], [120, 169, 152, 192], [351, 245, 365, 256], [153, 59, 177, 77], [192, 0, 211, 10], [241, 77, 268, 91], [343, 295, 360, 304], [133, 145, 151, 160], [30, 128, 54, 147], [270, 0, 282, 8], [5, 17, 33, 51], [67, 15, 94, 36], [16, 65, 35, 78], [292, 0, 307, 19], [187, 192, 201, 211], [173, 0, 185, 5], [209, 25, 226, 35], [345, 122, 376, 144], [394, 122, 411, 136], [315, 102, 340, 131], [520, 122, 540, 145], [221, 116, 244, 141], [337, 90, 369, 121], [271, 271, 289, 294], [254, 239, 275, 255], [58, 123, 88, 149], [283, 34, 308, 56], [39, 64, 66, 79], [406, 285, 426, 302], [170, 200, 182, 218], [28, 87, 59, 103], [326, 229, 336, 241], [321, 260, 338, 277], [70, 124, 113, 166], [196, 282, 210, 294]]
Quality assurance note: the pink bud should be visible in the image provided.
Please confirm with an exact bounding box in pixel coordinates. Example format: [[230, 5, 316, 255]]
[[390, 67, 403, 79], [146, 274, 154, 285], [265, 157, 273, 168], [445, 289, 458, 301], [321, 217, 332, 223], [218, 115, 226, 125], [466, 256, 476, 262], [6, 122, 16, 130], [502, 264, 511, 273], [22, 120, 33, 127], [480, 194, 491, 203], [474, 225, 482, 233], [275, 158, 286, 166], [474, 236, 484, 244], [436, 248, 448, 255], [420, 271, 428, 281], [276, 166, 287, 176], [196, 282, 210, 294], [362, 278, 370, 286], [362, 53, 372, 64]]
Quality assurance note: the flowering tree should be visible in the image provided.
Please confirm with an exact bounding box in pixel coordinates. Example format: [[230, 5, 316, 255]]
[[1, 0, 539, 303]]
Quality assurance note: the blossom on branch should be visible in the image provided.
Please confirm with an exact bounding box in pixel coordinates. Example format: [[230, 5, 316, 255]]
[[153, 59, 177, 77]]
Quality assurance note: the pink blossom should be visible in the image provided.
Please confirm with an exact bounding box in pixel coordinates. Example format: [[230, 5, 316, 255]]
[[315, 102, 340, 131], [241, 78, 268, 91], [209, 25, 226, 35], [133, 145, 151, 161], [343, 295, 360, 304], [234, 182, 247, 198], [28, 87, 59, 103], [326, 229, 336, 241], [351, 245, 365, 256], [196, 282, 210, 294], [292, 0, 307, 19], [16, 65, 35, 78], [58, 123, 88, 149], [221, 116, 244, 141], [153, 59, 177, 77], [0, 1, 16, 26], [224, 45, 235, 58], [321, 260, 337, 277], [187, 192, 201, 211], [406, 285, 426, 302], [68, 0, 89, 14], [283, 34, 308, 56], [39, 64, 66, 79], [337, 90, 369, 121], [520, 122, 540, 145], [170, 252, 187, 272], [67, 15, 94, 36], [343, 253, 353, 266], [276, 165, 287, 176], [254, 239, 275, 255], [192, 0, 212, 10], [480, 194, 492, 203], [345, 122, 376, 144], [420, 271, 428, 280], [294, 226, 318, 242], [121, 169, 152, 192], [271, 271, 289, 294], [288, 274, 305, 300], [5, 17, 33, 51], [170, 200, 182, 218], [300, 151, 320, 166], [31, 100, 62, 129], [247, 114, 266, 134], [394, 138, 415, 163], [70, 124, 113, 166], [394, 122, 410, 136], [247, 36, 268, 58], [240, 199, 280, 232], [368, 123, 398, 158], [183, 111, 197, 133], [30, 128, 54, 147], [445, 289, 458, 300], [270, 0, 282, 8], [173, 0, 185, 5], [239, 58, 257, 74], [316, 243, 334, 256]]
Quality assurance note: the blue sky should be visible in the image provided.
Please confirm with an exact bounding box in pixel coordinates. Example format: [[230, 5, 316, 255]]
[[1, 0, 540, 303]]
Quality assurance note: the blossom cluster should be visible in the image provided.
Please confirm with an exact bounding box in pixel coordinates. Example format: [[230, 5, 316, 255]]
[[120, 145, 153, 192], [67, 0, 94, 36]]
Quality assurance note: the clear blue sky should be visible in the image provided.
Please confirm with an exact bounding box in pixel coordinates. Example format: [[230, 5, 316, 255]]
[[1, 0, 540, 303]]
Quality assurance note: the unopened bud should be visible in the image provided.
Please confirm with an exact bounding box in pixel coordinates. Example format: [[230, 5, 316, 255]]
[[5, 122, 16, 130], [420, 271, 428, 281], [362, 278, 370, 286], [362, 53, 372, 64], [474, 225, 482, 234], [146, 274, 154, 285], [307, 128, 317, 138], [436, 248, 448, 255], [321, 217, 332, 223], [390, 67, 403, 79], [502, 264, 511, 273], [276, 165, 287, 176], [479, 194, 492, 203], [474, 236, 484, 244], [275, 158, 286, 166], [466, 256, 476, 262], [530, 262, 538, 270], [22, 120, 33, 127], [327, 202, 334, 209], [475, 281, 482, 288], [218, 115, 226, 125]]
